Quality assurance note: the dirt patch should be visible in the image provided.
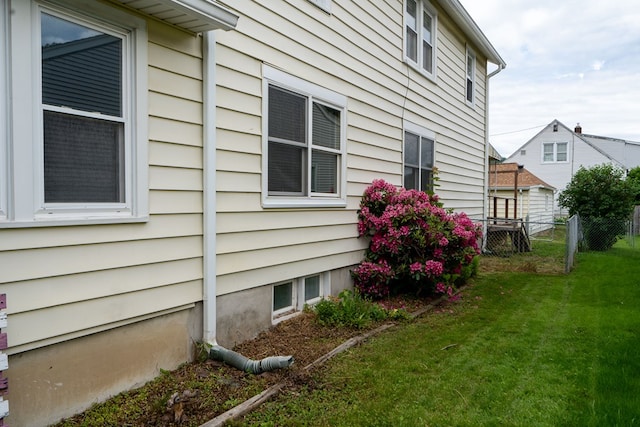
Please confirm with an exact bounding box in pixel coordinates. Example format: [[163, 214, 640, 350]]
[[56, 295, 437, 427]]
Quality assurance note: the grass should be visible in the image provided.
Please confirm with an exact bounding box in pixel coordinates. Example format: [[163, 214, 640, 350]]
[[242, 237, 640, 426]]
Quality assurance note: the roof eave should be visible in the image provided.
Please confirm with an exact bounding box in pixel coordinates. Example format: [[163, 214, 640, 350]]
[[439, 0, 506, 68], [111, 0, 239, 32]]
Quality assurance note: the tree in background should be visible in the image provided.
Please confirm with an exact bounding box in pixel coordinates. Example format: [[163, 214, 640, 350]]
[[558, 164, 636, 250], [627, 166, 640, 204]]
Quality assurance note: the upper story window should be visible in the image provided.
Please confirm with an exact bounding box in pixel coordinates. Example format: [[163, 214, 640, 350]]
[[542, 142, 568, 163], [405, 0, 437, 80], [1, 1, 148, 227], [466, 47, 476, 105], [404, 121, 435, 192], [262, 65, 347, 208]]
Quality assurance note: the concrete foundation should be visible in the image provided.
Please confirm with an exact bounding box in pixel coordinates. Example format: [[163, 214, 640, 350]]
[[7, 307, 201, 427], [215, 265, 355, 348]]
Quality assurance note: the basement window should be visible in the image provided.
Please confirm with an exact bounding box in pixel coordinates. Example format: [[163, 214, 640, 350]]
[[272, 273, 327, 322]]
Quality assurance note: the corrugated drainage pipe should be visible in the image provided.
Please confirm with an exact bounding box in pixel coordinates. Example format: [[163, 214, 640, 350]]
[[209, 345, 294, 374]]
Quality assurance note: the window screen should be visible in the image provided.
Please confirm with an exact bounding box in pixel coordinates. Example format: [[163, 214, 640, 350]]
[[44, 111, 123, 203]]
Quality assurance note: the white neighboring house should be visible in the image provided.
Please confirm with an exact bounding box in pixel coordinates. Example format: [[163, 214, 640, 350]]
[[507, 120, 640, 215], [489, 163, 556, 234]]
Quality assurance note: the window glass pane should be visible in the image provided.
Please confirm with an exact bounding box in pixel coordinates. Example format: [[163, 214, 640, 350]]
[[422, 42, 433, 73], [422, 11, 432, 43], [311, 150, 337, 194], [269, 85, 306, 143], [466, 78, 473, 102], [556, 143, 568, 161], [268, 142, 305, 193], [407, 28, 418, 62], [312, 103, 340, 150], [420, 137, 434, 168], [421, 168, 432, 192], [404, 166, 418, 190], [404, 131, 419, 166], [41, 13, 122, 117], [406, 0, 417, 29], [44, 111, 123, 203], [543, 144, 554, 162], [406, 0, 418, 62], [304, 276, 320, 301], [273, 282, 293, 311]]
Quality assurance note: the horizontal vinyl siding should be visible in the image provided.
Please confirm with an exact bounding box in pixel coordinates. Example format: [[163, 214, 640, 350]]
[[215, 0, 491, 292], [1, 20, 206, 353]]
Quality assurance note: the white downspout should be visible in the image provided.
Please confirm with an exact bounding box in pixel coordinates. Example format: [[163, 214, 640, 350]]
[[483, 63, 504, 223], [203, 31, 217, 346]]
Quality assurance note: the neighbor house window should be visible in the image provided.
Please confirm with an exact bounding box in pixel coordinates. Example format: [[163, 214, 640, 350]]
[[405, 0, 437, 79], [403, 122, 435, 192], [466, 47, 476, 105], [1, 1, 147, 227], [263, 65, 347, 208], [542, 142, 568, 163], [272, 273, 327, 322]]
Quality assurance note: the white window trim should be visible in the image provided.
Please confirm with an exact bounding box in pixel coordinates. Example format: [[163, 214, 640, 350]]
[[465, 46, 476, 106], [403, 120, 436, 191], [262, 64, 347, 209], [403, 0, 438, 82], [541, 142, 569, 164], [1, 0, 148, 228]]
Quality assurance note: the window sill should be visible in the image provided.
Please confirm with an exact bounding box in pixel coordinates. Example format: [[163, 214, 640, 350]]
[[0, 214, 149, 229], [262, 196, 347, 209]]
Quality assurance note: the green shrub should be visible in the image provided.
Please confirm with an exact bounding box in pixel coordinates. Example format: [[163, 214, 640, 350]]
[[312, 290, 408, 329]]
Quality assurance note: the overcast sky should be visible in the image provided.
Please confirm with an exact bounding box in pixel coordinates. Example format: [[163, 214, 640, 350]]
[[459, 0, 640, 158]]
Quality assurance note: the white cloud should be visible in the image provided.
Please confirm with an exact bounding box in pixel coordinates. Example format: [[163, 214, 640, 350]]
[[461, 0, 640, 157]]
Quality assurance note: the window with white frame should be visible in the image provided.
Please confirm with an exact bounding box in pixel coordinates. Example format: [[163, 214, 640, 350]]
[[272, 274, 326, 321], [1, 1, 147, 227], [542, 142, 568, 163], [263, 65, 347, 208], [466, 48, 476, 105], [405, 0, 437, 79], [404, 122, 435, 192]]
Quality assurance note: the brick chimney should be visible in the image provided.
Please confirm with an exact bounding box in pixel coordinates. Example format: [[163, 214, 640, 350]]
[[574, 123, 582, 134]]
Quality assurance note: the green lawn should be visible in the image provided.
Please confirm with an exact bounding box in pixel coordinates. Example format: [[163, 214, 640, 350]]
[[243, 238, 640, 426]]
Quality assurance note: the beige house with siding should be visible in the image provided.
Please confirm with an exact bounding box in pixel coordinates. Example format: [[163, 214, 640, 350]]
[[0, 0, 503, 425]]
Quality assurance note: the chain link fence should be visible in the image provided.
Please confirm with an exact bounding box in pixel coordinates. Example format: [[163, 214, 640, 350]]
[[475, 211, 639, 275]]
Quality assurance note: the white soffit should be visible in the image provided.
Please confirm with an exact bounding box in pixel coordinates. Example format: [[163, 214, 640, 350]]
[[111, 0, 238, 32]]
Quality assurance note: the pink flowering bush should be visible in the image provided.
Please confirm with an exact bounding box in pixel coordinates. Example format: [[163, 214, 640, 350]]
[[352, 179, 482, 298]]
